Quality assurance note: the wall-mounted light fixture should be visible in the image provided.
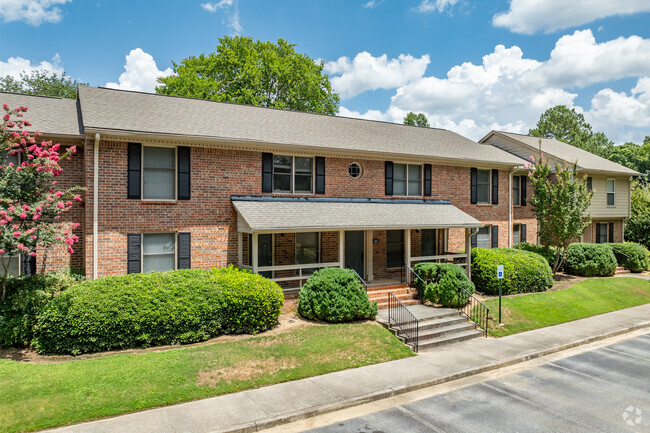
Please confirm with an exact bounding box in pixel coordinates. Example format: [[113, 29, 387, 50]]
[[373, 238, 379, 245]]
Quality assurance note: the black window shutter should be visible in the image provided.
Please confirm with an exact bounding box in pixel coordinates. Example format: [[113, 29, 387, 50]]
[[492, 169, 499, 204], [385, 161, 393, 196], [521, 176, 527, 206], [423, 164, 432, 196], [127, 143, 141, 199], [595, 223, 601, 243], [471, 232, 477, 249], [491, 225, 499, 248], [127, 233, 141, 274], [177, 232, 191, 269], [315, 156, 325, 194], [608, 223, 614, 243], [177, 146, 191, 200], [21, 254, 36, 275], [521, 224, 527, 243], [261, 153, 273, 193], [470, 168, 477, 204]]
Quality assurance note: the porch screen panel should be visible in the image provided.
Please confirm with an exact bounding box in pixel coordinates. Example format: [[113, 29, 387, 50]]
[[296, 232, 319, 275], [1, 255, 20, 277], [386, 230, 404, 268], [421, 229, 436, 257]]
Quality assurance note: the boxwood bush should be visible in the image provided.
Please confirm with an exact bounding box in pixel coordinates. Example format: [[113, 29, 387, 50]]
[[412, 262, 474, 308], [607, 243, 649, 273], [35, 266, 283, 355], [565, 243, 617, 277], [513, 242, 557, 268], [0, 271, 82, 347], [298, 267, 377, 322], [471, 248, 553, 295]]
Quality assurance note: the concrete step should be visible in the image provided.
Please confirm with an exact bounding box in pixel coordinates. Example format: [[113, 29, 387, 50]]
[[369, 293, 419, 303], [417, 328, 485, 351], [417, 314, 468, 331], [367, 287, 416, 298], [375, 298, 420, 309], [615, 266, 630, 275], [417, 322, 478, 340]]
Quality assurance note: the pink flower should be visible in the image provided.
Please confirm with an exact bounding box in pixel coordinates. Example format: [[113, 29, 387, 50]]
[[19, 212, 27, 219], [32, 214, 40, 221], [523, 163, 530, 170], [3, 114, 9, 121], [54, 190, 63, 198], [530, 155, 535, 162], [73, 194, 82, 202], [68, 145, 76, 153], [30, 252, 36, 257], [31, 235, 37, 240], [0, 249, 4, 254], [56, 202, 65, 209], [35, 206, 42, 212], [13, 231, 21, 237], [67, 247, 74, 254]]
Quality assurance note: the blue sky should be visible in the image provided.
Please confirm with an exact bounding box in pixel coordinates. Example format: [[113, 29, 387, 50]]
[[1, 0, 649, 143]]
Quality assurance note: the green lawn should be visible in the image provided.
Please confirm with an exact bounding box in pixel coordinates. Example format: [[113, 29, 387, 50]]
[[484, 277, 650, 338], [0, 322, 412, 433]]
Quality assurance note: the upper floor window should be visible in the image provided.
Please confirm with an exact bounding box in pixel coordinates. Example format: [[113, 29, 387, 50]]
[[513, 176, 520, 206], [143, 146, 176, 200], [393, 164, 422, 196], [476, 169, 490, 204], [606, 179, 615, 206], [273, 155, 313, 193]]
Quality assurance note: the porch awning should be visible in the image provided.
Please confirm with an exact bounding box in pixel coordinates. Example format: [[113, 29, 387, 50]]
[[232, 196, 482, 233]]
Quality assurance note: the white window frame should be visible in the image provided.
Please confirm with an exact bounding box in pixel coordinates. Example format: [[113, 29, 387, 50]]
[[476, 169, 491, 204], [512, 176, 520, 206], [606, 178, 615, 207], [476, 226, 491, 249], [393, 163, 423, 197], [141, 232, 177, 273], [141, 145, 177, 201], [273, 155, 314, 194], [512, 224, 521, 245]]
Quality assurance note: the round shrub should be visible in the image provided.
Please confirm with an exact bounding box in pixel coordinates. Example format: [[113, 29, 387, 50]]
[[297, 268, 377, 322], [514, 242, 557, 268], [565, 243, 617, 277], [0, 271, 82, 347], [471, 248, 553, 295], [412, 262, 474, 308], [608, 243, 649, 273]]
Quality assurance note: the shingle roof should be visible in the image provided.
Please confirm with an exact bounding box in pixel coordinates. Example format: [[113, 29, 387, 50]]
[[77, 86, 524, 166], [232, 196, 482, 232], [0, 92, 83, 137], [488, 131, 639, 176]]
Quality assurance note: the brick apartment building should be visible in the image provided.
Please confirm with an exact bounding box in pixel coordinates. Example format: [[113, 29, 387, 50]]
[[1, 86, 638, 291]]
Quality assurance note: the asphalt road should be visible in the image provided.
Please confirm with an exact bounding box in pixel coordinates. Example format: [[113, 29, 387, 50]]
[[307, 334, 650, 433]]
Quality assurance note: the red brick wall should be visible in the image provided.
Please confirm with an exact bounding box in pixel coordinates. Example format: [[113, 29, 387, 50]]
[[583, 219, 624, 243]]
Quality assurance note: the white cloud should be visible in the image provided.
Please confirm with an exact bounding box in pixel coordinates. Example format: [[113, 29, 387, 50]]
[[201, 0, 241, 33], [105, 49, 173, 93], [324, 52, 430, 99], [0, 54, 64, 78], [493, 0, 650, 34], [416, 0, 459, 13], [0, 0, 71, 26]]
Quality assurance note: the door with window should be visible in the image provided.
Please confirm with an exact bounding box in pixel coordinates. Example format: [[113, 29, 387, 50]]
[[345, 231, 365, 278]]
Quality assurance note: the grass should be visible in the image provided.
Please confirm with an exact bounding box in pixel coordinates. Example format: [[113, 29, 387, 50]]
[[0, 322, 413, 433], [484, 277, 650, 338]]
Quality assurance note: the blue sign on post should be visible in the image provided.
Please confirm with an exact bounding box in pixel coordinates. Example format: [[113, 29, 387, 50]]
[[497, 265, 504, 280], [497, 265, 504, 324]]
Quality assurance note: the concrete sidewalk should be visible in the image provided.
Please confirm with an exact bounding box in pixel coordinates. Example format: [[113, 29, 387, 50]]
[[46, 304, 650, 433]]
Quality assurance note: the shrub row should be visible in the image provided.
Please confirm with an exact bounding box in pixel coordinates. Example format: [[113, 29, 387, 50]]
[[607, 243, 649, 273], [471, 248, 553, 295], [412, 262, 474, 308], [513, 242, 557, 268]]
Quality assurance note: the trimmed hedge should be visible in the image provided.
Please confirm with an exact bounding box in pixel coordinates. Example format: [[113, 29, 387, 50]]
[[35, 266, 283, 355], [607, 243, 649, 273], [514, 242, 557, 268], [0, 271, 82, 347], [298, 268, 377, 322], [412, 262, 474, 308], [565, 243, 617, 277], [471, 248, 553, 295]]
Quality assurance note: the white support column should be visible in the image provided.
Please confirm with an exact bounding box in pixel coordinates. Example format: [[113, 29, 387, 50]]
[[339, 230, 345, 269], [405, 229, 411, 282], [237, 232, 243, 267], [465, 228, 472, 280], [366, 230, 373, 281], [251, 233, 259, 274]]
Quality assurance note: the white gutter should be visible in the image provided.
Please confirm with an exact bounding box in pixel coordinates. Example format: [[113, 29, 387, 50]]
[[93, 133, 100, 279]]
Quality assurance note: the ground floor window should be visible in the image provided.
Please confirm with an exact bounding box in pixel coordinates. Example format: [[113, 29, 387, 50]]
[[513, 224, 521, 245], [0, 255, 20, 277], [421, 229, 436, 256], [476, 226, 491, 249], [142, 233, 176, 273], [387, 230, 404, 268], [296, 232, 319, 274], [596, 223, 609, 244]]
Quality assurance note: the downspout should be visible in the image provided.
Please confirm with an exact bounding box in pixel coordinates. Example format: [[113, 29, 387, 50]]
[[508, 169, 515, 247], [93, 133, 100, 279]]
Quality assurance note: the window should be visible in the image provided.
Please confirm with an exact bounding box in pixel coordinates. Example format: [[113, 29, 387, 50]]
[[2, 150, 19, 166], [513, 176, 520, 206], [586, 177, 593, 192], [296, 232, 319, 274], [476, 169, 490, 204], [596, 223, 609, 244], [393, 164, 422, 196], [348, 162, 362, 179], [607, 179, 615, 206], [143, 147, 176, 200], [421, 229, 436, 257], [476, 226, 491, 249], [273, 155, 313, 193], [0, 255, 20, 277], [513, 224, 521, 245], [387, 230, 404, 268], [142, 233, 176, 273]]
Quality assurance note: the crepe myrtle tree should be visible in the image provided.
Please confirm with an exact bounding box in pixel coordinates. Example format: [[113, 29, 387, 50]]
[[0, 104, 82, 300], [526, 154, 593, 275]]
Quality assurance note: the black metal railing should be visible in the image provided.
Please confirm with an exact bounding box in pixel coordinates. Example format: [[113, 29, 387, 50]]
[[387, 292, 419, 352], [458, 287, 489, 337], [347, 267, 368, 292], [404, 263, 426, 300], [610, 246, 631, 271]]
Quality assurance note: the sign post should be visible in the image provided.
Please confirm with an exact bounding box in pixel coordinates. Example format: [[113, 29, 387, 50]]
[[496, 264, 504, 325]]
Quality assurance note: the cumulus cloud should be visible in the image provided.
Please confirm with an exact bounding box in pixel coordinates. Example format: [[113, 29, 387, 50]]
[[324, 52, 430, 99], [0, 0, 71, 26], [415, 0, 459, 13], [362, 1, 382, 8], [0, 54, 64, 78], [105, 49, 173, 93], [493, 0, 650, 34], [201, 0, 242, 33]]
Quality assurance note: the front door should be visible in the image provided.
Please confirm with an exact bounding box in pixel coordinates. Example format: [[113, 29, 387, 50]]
[[258, 234, 273, 278], [345, 231, 365, 278]]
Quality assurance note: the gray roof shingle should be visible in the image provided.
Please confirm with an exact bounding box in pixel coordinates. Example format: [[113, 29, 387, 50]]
[[0, 92, 82, 136]]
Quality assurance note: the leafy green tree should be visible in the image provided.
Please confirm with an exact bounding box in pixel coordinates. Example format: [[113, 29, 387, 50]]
[[403, 112, 430, 127], [606, 140, 650, 177], [0, 71, 85, 99], [527, 155, 593, 274], [624, 181, 650, 249], [157, 36, 340, 115]]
